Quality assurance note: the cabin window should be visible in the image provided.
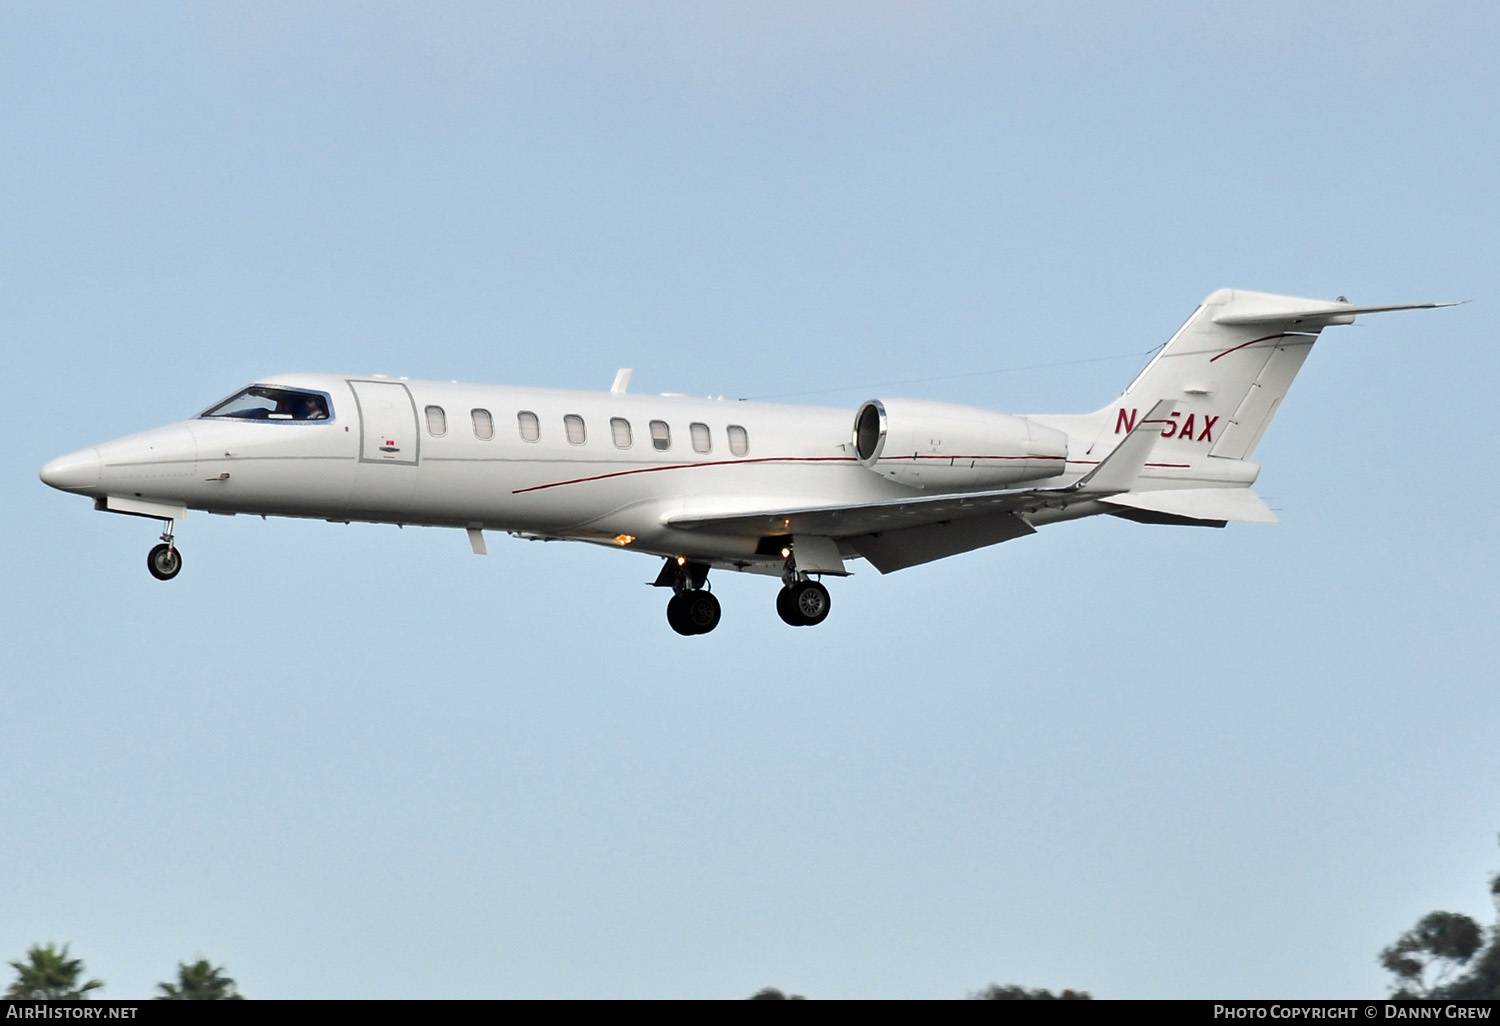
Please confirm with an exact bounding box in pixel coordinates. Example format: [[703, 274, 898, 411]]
[[201, 386, 330, 422], [426, 405, 447, 437], [649, 420, 671, 451], [611, 417, 633, 449], [518, 411, 540, 442], [728, 424, 749, 456], [690, 422, 711, 454], [472, 409, 494, 440], [564, 414, 587, 445]]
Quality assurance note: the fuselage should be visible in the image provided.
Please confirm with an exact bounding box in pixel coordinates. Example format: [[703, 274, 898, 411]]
[[42, 373, 1015, 568]]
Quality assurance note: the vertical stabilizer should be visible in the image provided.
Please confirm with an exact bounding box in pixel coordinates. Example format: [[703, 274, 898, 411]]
[[1032, 290, 1451, 471]]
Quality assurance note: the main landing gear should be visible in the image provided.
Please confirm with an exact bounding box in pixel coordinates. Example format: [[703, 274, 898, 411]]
[[657, 558, 721, 636], [776, 548, 831, 627], [146, 521, 182, 581], [666, 589, 722, 636], [776, 579, 831, 627], [655, 554, 835, 635]]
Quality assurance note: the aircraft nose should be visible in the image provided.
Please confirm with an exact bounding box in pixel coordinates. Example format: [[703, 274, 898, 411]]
[[40, 446, 102, 493]]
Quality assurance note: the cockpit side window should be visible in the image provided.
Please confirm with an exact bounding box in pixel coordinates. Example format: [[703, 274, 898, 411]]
[[201, 386, 332, 422]]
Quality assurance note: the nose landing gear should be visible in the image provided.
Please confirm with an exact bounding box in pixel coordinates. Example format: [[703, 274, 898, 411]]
[[146, 522, 182, 581]]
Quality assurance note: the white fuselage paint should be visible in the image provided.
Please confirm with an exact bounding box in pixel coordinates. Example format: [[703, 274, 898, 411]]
[[42, 371, 1256, 572]]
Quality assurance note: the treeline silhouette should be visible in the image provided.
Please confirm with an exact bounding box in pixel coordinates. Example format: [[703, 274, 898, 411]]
[[16, 839, 1500, 1003], [5, 945, 241, 1000], [1379, 834, 1500, 999]]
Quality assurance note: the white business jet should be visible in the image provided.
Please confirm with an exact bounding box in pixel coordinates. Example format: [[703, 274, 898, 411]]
[[40, 289, 1452, 635]]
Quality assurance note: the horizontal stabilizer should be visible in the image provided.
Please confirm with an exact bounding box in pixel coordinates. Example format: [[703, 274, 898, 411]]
[[1212, 299, 1460, 328], [1101, 488, 1278, 524]]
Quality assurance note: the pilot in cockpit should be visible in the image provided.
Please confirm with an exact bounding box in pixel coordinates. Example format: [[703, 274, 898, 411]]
[[291, 394, 329, 421]]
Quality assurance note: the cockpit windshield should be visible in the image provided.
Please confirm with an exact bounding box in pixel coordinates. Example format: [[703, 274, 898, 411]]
[[201, 386, 331, 422]]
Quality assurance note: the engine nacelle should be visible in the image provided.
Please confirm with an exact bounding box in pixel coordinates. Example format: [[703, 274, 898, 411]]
[[852, 398, 1068, 489]]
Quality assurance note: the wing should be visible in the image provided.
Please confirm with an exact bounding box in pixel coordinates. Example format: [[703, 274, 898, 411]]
[[667, 484, 1051, 537], [666, 488, 1054, 575], [667, 401, 1180, 573]]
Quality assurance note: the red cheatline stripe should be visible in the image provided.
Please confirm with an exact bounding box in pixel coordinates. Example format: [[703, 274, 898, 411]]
[[516, 452, 1169, 495], [1210, 332, 1290, 363], [512, 455, 857, 494], [883, 454, 1067, 462]]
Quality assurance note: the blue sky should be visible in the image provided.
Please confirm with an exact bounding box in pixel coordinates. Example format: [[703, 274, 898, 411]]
[[4, 1, 1497, 999]]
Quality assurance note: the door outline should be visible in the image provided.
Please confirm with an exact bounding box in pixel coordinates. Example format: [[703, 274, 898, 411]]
[[348, 379, 421, 465]]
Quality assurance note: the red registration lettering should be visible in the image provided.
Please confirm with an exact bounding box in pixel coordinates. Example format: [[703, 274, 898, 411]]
[[1116, 407, 1220, 443]]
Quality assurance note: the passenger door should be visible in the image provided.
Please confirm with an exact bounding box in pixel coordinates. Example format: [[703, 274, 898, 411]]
[[350, 379, 419, 464], [348, 379, 419, 513]]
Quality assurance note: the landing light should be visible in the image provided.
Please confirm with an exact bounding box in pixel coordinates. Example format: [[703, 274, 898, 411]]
[[676, 556, 687, 566]]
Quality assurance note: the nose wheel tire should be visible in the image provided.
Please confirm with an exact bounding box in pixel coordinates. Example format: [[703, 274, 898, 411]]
[[777, 580, 830, 627], [667, 590, 721, 635], [147, 543, 182, 581]]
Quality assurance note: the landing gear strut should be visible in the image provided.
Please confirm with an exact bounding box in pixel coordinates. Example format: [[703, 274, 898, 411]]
[[146, 521, 182, 581], [776, 553, 831, 627], [656, 558, 721, 636]]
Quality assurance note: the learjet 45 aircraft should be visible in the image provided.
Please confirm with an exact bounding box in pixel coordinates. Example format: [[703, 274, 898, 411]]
[[40, 289, 1452, 635]]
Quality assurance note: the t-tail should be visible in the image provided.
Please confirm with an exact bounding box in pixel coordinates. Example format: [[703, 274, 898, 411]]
[[1030, 288, 1457, 524]]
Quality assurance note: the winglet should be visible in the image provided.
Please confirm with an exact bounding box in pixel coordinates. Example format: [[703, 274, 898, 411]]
[[611, 368, 633, 395], [1073, 399, 1175, 494]]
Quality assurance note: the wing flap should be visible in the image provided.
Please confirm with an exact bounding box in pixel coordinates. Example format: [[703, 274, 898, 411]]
[[847, 512, 1037, 574], [665, 487, 1049, 538]]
